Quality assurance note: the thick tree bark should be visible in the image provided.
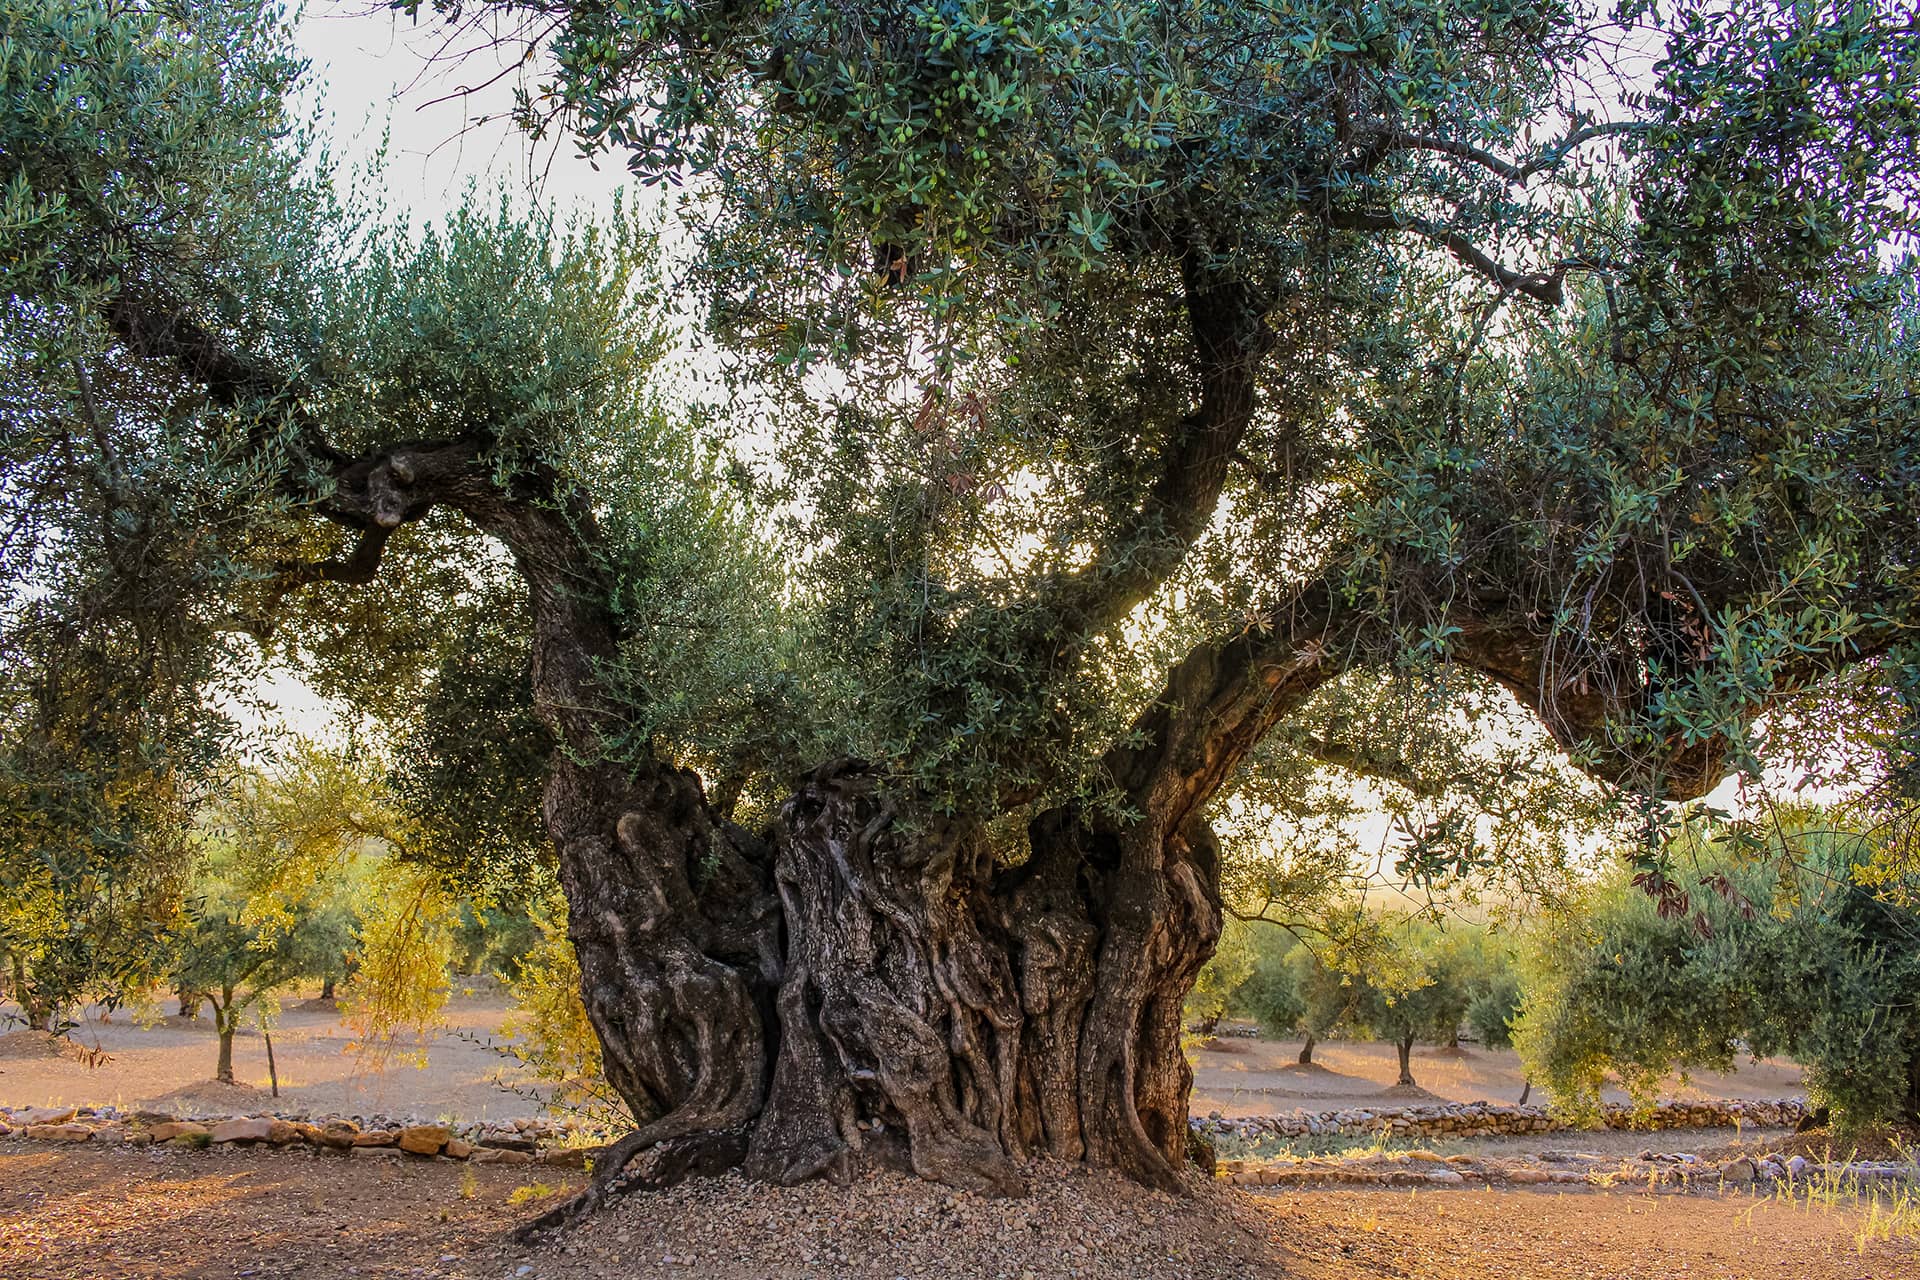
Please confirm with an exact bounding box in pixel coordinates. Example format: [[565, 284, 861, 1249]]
[[1298, 1034, 1317, 1066], [1395, 1035, 1416, 1088]]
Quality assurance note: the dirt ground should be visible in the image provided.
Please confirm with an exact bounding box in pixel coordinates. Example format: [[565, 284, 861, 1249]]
[[1, 1144, 1911, 1280], [4, 998, 1804, 1126], [1190, 1025, 1806, 1116], [0, 987, 545, 1122]]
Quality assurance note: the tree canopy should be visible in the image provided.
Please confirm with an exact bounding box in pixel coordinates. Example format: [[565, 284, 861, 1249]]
[[5, 0, 1919, 1204]]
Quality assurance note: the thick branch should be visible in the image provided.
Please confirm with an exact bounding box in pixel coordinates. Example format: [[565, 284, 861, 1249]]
[[104, 294, 346, 468], [1102, 584, 1360, 831], [1025, 254, 1275, 645], [1294, 735, 1449, 800]]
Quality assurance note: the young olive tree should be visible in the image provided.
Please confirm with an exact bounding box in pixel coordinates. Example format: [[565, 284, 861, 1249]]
[[171, 857, 343, 1084], [7, 0, 1919, 1215]]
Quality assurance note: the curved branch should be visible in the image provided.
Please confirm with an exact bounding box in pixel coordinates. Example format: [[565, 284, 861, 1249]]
[[1323, 209, 1569, 305], [1020, 254, 1276, 647], [1355, 120, 1645, 187], [1103, 583, 1361, 831]]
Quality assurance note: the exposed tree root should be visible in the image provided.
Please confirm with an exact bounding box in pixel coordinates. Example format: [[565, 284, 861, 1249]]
[[512, 1125, 752, 1242]]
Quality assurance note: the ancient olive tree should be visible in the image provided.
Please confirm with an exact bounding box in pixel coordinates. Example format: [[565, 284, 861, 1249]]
[[6, 0, 1919, 1213]]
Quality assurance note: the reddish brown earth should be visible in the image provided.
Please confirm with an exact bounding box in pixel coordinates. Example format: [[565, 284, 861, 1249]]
[[2, 1143, 1913, 1280]]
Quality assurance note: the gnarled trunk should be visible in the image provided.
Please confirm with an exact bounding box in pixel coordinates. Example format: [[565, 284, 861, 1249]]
[[1298, 1034, 1317, 1066], [556, 760, 1221, 1202]]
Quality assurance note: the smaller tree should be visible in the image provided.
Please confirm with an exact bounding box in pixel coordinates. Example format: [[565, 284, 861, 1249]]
[[1353, 925, 1481, 1089], [1465, 945, 1523, 1051], [1514, 810, 1920, 1133], [171, 856, 345, 1083], [1231, 928, 1307, 1045]]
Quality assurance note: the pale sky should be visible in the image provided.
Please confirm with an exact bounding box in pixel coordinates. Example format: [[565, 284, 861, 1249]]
[[295, 4, 626, 222]]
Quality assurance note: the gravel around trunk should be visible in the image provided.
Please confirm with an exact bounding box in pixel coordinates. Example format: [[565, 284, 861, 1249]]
[[4, 1142, 1916, 1280]]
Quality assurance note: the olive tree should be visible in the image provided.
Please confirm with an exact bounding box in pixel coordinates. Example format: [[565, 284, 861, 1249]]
[[6, 0, 1918, 1216]]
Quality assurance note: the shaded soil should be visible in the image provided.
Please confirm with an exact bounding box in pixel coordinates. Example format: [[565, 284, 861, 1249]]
[[2, 1143, 1913, 1280]]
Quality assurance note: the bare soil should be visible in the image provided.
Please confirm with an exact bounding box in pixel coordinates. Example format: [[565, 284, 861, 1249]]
[[1, 1144, 1912, 1280], [1191, 1025, 1805, 1116], [0, 988, 544, 1122], [4, 999, 1805, 1128]]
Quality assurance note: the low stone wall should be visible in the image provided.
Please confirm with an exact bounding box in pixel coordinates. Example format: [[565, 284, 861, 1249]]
[[1193, 1096, 1810, 1145], [0, 1096, 1814, 1173], [0, 1103, 608, 1167]]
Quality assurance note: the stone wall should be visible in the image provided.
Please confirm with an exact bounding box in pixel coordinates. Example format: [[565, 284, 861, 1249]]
[[3, 1096, 1813, 1171], [0, 1103, 607, 1167], [1193, 1096, 1810, 1145]]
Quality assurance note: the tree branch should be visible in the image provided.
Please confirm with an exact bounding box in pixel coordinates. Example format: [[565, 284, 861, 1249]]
[[1101, 583, 1361, 834], [1355, 120, 1645, 187], [1023, 253, 1276, 647], [1322, 209, 1568, 305]]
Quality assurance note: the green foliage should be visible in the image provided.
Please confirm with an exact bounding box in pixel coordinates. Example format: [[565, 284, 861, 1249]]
[[0, 636, 221, 1028], [1231, 929, 1308, 1040], [410, 0, 1920, 826], [1515, 810, 1920, 1131], [1184, 916, 1256, 1035], [171, 833, 357, 1080], [500, 902, 632, 1127], [1465, 957, 1522, 1050]]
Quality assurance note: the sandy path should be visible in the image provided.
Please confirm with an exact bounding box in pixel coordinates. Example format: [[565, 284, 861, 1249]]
[[4, 999, 1807, 1126], [0, 989, 545, 1122], [1190, 1027, 1805, 1116]]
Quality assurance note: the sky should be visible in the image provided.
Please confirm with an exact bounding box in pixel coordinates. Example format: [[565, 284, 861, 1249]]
[[295, 4, 625, 223]]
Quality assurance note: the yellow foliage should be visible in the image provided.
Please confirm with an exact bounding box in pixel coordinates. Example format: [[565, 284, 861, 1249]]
[[341, 860, 456, 1068], [501, 900, 630, 1127]]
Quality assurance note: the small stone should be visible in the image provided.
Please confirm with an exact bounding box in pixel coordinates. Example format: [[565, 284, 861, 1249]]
[[478, 1130, 536, 1152], [315, 1121, 360, 1150], [1721, 1157, 1756, 1186], [209, 1118, 275, 1144], [26, 1123, 92, 1143], [13, 1107, 78, 1126], [352, 1130, 398, 1148], [397, 1124, 451, 1156], [471, 1148, 534, 1165], [148, 1121, 209, 1143], [267, 1120, 302, 1145], [444, 1138, 474, 1159]]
